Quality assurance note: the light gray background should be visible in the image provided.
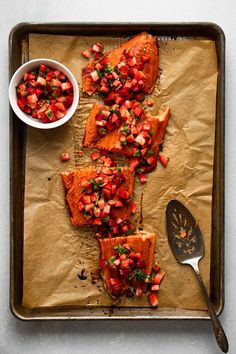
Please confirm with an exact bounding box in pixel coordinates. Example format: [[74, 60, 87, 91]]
[[1, 0, 235, 353]]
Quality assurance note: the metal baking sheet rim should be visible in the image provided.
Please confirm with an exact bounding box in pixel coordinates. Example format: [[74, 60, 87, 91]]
[[9, 22, 225, 321]]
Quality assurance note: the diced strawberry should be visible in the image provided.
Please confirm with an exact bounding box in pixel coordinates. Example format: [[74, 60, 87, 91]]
[[131, 202, 137, 214], [82, 195, 91, 204], [45, 70, 53, 81], [92, 218, 102, 225], [135, 133, 146, 146], [98, 199, 105, 209], [119, 254, 127, 261], [51, 78, 61, 87], [81, 49, 90, 58], [116, 217, 123, 224], [93, 207, 101, 218], [100, 85, 110, 93], [140, 148, 148, 157], [39, 64, 49, 72], [27, 93, 38, 105], [81, 180, 92, 189], [137, 258, 145, 269], [126, 134, 135, 143], [119, 106, 131, 120], [147, 156, 157, 166], [129, 252, 141, 260], [138, 173, 147, 184], [90, 70, 100, 82], [23, 106, 32, 114], [90, 151, 100, 161], [85, 203, 95, 212], [151, 284, 160, 291], [55, 71, 66, 80], [99, 56, 108, 66], [121, 224, 128, 234], [28, 72, 37, 80], [103, 189, 111, 200], [90, 194, 97, 202], [91, 42, 104, 53], [135, 288, 143, 297], [152, 262, 161, 272], [103, 204, 111, 214], [131, 125, 138, 135], [94, 52, 103, 61], [59, 152, 70, 161], [35, 88, 43, 97], [60, 81, 72, 92], [159, 154, 169, 167], [149, 292, 159, 307], [55, 110, 66, 119], [103, 157, 115, 167], [115, 201, 123, 208], [129, 157, 140, 171], [114, 259, 120, 266], [114, 95, 124, 105], [108, 199, 116, 206], [64, 94, 73, 108], [118, 188, 130, 200], [26, 87, 35, 95], [17, 98, 27, 110], [111, 185, 117, 195], [55, 102, 66, 112], [36, 76, 46, 86], [152, 272, 165, 285]]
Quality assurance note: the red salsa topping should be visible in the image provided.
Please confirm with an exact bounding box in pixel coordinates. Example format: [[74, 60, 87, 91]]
[[16, 64, 74, 123]]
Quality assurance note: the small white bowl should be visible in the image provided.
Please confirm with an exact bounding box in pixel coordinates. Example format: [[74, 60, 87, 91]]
[[9, 58, 79, 129]]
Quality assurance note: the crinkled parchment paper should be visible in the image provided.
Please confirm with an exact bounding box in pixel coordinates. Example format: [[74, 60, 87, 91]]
[[22, 33, 218, 310]]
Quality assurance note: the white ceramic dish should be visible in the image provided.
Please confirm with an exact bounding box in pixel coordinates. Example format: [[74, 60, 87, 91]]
[[9, 58, 79, 129]]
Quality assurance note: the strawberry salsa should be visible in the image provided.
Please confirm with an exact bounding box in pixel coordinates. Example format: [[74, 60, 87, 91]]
[[84, 43, 168, 181], [94, 101, 159, 176], [16, 64, 74, 123], [90, 47, 150, 104], [101, 242, 165, 306], [79, 167, 136, 238]]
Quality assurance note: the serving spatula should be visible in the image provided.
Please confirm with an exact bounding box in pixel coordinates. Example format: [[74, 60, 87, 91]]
[[166, 199, 229, 353]]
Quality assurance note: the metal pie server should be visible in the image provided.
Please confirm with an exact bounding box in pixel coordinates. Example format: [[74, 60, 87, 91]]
[[166, 199, 229, 353]]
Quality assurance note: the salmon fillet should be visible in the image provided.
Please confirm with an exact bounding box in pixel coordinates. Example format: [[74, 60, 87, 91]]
[[83, 103, 170, 158], [61, 166, 135, 226], [82, 32, 159, 96], [99, 233, 156, 295]]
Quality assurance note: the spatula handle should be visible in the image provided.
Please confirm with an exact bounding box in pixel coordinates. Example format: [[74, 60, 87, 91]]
[[194, 269, 229, 353]]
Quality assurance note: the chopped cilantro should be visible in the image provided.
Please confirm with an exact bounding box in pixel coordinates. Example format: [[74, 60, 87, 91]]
[[125, 228, 135, 236], [97, 70, 104, 79], [104, 65, 114, 74], [133, 150, 141, 157], [108, 255, 116, 266], [150, 130, 154, 137], [114, 244, 128, 254], [134, 269, 145, 281], [120, 125, 129, 135], [147, 149, 154, 156]]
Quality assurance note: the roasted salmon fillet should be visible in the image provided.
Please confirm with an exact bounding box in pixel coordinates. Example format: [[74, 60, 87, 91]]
[[82, 32, 159, 96], [83, 103, 170, 153], [61, 166, 135, 226], [99, 233, 156, 297], [83, 102, 170, 171]]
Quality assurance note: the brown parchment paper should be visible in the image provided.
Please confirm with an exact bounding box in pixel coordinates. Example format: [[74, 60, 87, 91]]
[[22, 33, 218, 310]]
